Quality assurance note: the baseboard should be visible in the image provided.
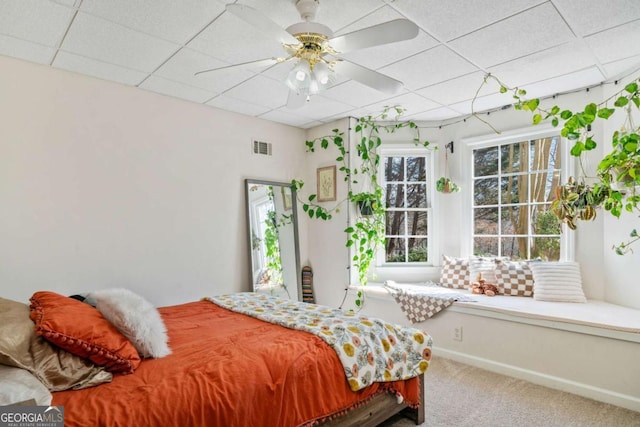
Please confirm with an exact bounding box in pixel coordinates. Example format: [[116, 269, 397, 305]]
[[433, 346, 640, 413]]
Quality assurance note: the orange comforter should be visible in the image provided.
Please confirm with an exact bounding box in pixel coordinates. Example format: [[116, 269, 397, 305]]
[[52, 301, 420, 427]]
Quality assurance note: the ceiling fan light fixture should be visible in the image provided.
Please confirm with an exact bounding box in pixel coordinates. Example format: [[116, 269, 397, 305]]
[[286, 60, 311, 91]]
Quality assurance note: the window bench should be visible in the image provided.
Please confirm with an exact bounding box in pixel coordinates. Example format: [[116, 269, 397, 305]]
[[355, 283, 640, 342], [353, 283, 640, 411]]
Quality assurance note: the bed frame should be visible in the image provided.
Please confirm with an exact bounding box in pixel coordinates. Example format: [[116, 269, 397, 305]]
[[320, 373, 425, 427]]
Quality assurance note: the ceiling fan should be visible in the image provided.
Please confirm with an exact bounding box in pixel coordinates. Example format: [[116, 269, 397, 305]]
[[195, 0, 419, 108]]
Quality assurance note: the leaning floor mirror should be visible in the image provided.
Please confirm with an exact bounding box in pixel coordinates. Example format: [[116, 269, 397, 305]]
[[245, 179, 301, 301]]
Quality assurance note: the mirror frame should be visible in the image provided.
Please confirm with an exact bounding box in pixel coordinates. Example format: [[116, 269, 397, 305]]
[[245, 179, 302, 300]]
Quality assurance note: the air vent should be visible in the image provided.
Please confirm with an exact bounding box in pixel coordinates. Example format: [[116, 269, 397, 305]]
[[253, 140, 272, 156]]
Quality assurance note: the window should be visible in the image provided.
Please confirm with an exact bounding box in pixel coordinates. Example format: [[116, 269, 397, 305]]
[[381, 150, 433, 264], [470, 132, 564, 260]]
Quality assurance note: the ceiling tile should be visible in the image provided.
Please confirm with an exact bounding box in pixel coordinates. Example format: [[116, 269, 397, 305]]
[[406, 106, 463, 121], [448, 92, 525, 115], [602, 55, 640, 80], [206, 94, 272, 117], [53, 51, 149, 85], [61, 12, 180, 72], [380, 45, 478, 90], [586, 20, 640, 65], [223, 75, 289, 109], [517, 67, 605, 99], [258, 109, 318, 128], [0, 35, 55, 64], [449, 2, 575, 68], [361, 93, 441, 117], [154, 47, 256, 93], [139, 75, 216, 103], [487, 41, 597, 88], [187, 10, 287, 65], [79, 0, 225, 43], [416, 72, 499, 105], [0, 0, 75, 47], [390, 0, 545, 42], [321, 80, 397, 107], [291, 94, 355, 118], [553, 0, 640, 36]]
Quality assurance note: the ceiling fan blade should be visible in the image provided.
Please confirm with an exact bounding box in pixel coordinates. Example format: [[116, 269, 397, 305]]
[[329, 19, 419, 53], [195, 57, 279, 76], [286, 90, 307, 109], [333, 60, 403, 95], [226, 4, 299, 45]]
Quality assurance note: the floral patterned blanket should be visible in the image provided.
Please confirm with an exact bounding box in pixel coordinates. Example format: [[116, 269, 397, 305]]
[[205, 292, 432, 391]]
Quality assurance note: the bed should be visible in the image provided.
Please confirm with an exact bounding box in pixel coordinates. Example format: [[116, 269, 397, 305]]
[[0, 291, 431, 427]]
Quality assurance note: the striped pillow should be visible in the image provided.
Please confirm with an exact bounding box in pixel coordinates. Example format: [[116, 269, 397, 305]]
[[530, 262, 586, 303]]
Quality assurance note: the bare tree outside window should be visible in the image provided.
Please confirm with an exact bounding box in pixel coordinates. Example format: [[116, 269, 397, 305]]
[[384, 155, 429, 263], [473, 137, 562, 260]]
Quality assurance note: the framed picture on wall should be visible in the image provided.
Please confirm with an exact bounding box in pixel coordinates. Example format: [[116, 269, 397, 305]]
[[317, 165, 337, 202]]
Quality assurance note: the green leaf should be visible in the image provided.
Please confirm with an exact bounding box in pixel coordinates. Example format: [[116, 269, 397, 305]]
[[550, 105, 560, 115], [321, 139, 329, 149], [526, 99, 539, 111], [302, 204, 309, 212], [584, 137, 597, 150], [551, 117, 559, 127], [500, 86, 507, 93], [308, 194, 316, 202], [307, 209, 314, 218], [625, 82, 638, 94], [344, 227, 354, 233], [570, 142, 585, 156], [532, 113, 542, 124], [614, 96, 629, 107], [584, 103, 597, 116], [597, 108, 615, 119], [560, 110, 573, 120]]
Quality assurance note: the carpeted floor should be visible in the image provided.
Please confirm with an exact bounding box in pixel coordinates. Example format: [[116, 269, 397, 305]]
[[380, 357, 640, 427]]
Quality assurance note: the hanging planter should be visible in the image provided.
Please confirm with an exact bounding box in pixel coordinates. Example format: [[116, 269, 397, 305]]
[[436, 142, 460, 194], [436, 177, 460, 193]]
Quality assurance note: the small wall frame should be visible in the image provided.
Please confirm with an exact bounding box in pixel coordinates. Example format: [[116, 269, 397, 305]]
[[317, 165, 337, 202]]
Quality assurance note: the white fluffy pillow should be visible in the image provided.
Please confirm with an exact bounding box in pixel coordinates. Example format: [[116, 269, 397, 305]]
[[91, 288, 171, 358], [0, 365, 52, 406], [530, 262, 587, 303]]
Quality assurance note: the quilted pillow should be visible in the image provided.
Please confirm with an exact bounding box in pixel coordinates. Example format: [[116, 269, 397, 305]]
[[0, 297, 112, 391], [439, 255, 469, 289], [495, 259, 534, 297], [30, 291, 141, 374], [530, 262, 587, 303], [91, 288, 171, 359]]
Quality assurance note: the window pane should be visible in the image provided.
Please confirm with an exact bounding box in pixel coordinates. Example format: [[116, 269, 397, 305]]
[[407, 184, 427, 208], [386, 211, 405, 235], [501, 236, 528, 260], [474, 178, 499, 205], [474, 147, 499, 177], [407, 157, 426, 181], [474, 207, 498, 234], [385, 157, 404, 181], [407, 211, 427, 236], [474, 237, 498, 257], [386, 238, 405, 262], [501, 175, 526, 204], [386, 184, 404, 208], [532, 237, 561, 261], [501, 141, 528, 173], [530, 137, 561, 171], [408, 238, 427, 262], [530, 171, 562, 203], [532, 205, 561, 235], [501, 205, 528, 235]]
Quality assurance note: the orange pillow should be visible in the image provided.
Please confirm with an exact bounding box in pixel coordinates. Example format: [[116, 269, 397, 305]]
[[29, 291, 140, 374]]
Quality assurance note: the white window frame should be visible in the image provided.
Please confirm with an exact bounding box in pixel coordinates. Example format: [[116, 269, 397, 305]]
[[371, 145, 439, 282], [460, 124, 575, 261]]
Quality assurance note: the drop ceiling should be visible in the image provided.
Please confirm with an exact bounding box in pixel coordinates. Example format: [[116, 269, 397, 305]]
[[1, 0, 640, 129]]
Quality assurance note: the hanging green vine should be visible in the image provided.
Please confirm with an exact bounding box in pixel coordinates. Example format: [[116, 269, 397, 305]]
[[475, 73, 640, 254], [292, 107, 430, 308]]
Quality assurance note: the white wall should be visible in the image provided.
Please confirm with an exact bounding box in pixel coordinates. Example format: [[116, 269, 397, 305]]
[[0, 55, 306, 306]]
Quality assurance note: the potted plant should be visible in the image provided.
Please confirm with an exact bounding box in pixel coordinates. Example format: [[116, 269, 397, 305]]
[[436, 177, 460, 194]]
